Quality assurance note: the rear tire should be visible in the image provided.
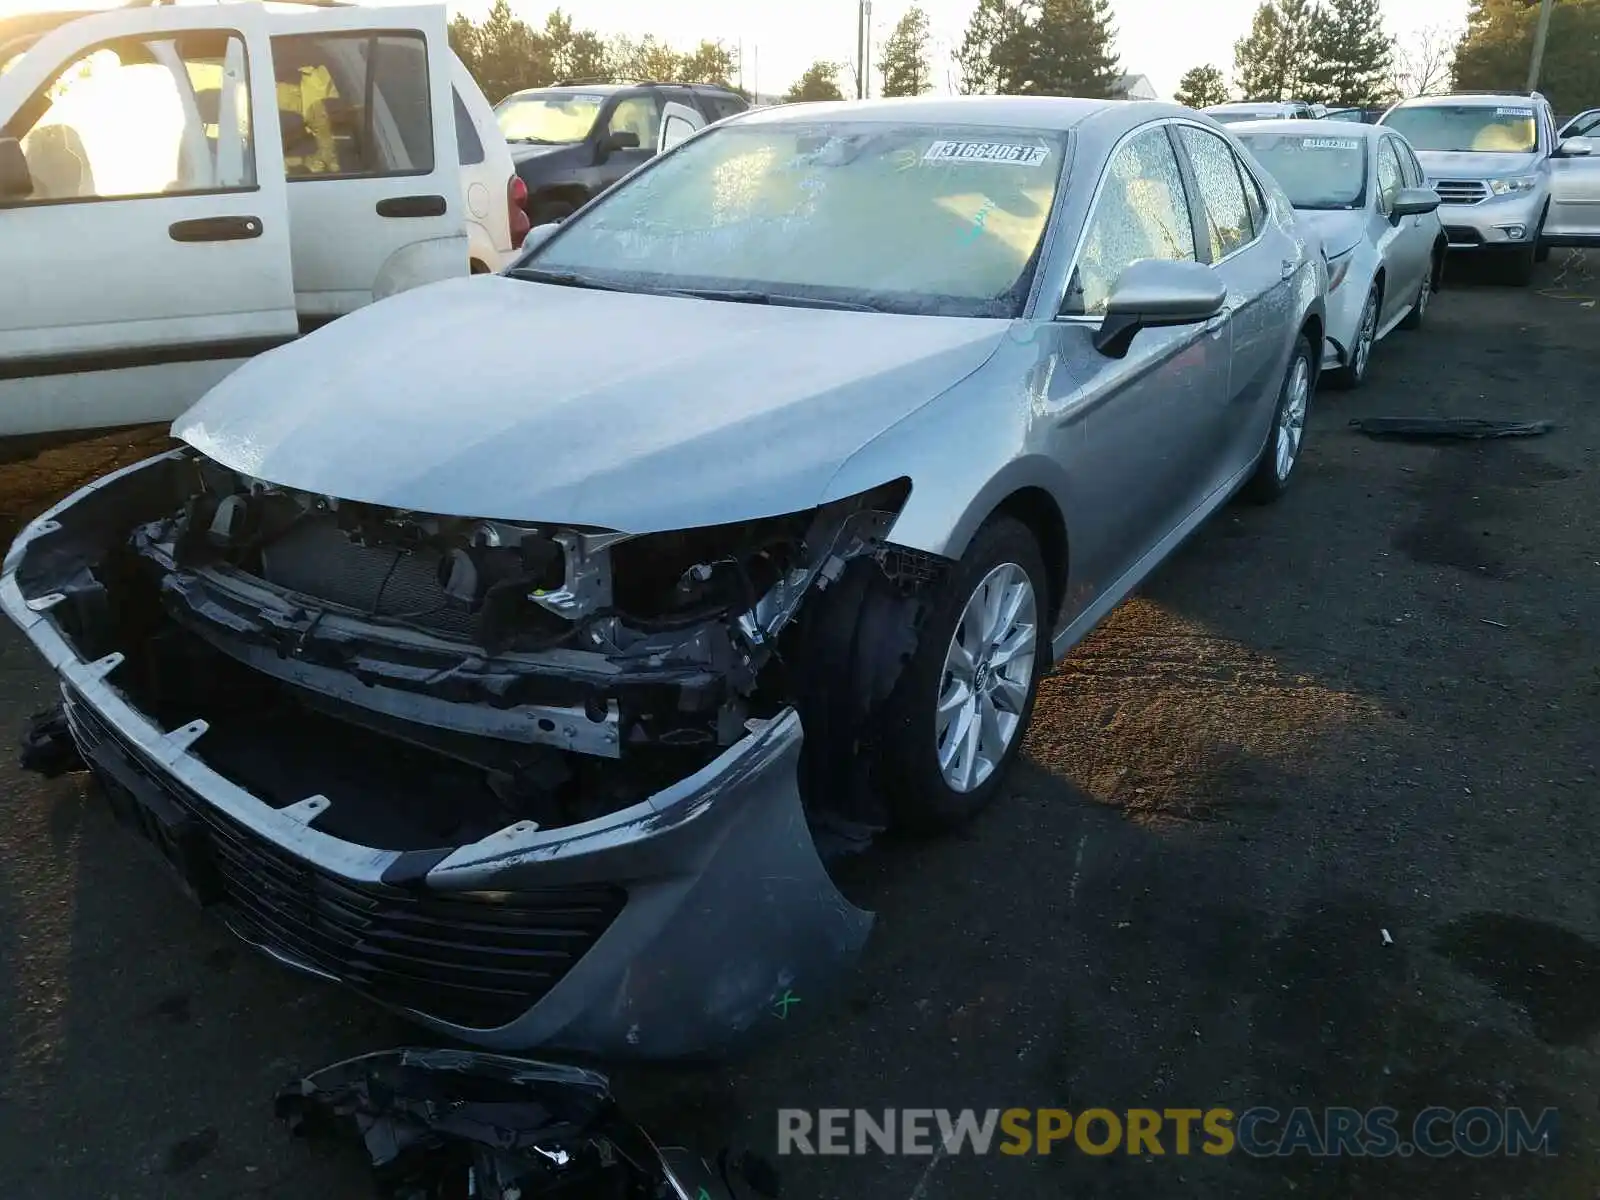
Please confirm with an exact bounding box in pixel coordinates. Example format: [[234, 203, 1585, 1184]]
[[876, 516, 1047, 835], [1243, 333, 1314, 506]]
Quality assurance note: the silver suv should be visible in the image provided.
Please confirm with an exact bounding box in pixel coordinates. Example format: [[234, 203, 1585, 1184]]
[[1378, 92, 1559, 284]]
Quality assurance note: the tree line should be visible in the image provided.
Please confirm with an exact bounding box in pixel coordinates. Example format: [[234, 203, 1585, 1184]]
[[1174, 0, 1598, 115], [447, 0, 740, 103], [450, 0, 1598, 116]]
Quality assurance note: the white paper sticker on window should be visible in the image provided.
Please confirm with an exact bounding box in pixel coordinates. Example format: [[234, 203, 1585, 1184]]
[[1496, 106, 1533, 117], [1302, 137, 1361, 150], [923, 140, 1049, 166]]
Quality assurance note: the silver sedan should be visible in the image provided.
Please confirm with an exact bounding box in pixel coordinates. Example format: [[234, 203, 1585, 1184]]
[[3, 96, 1326, 1056], [1233, 120, 1445, 388]]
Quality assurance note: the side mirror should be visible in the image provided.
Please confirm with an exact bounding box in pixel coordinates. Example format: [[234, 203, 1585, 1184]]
[[1391, 186, 1441, 217], [1558, 135, 1595, 157], [600, 129, 640, 155], [1089, 259, 1227, 358], [523, 222, 559, 250], [0, 137, 32, 199]]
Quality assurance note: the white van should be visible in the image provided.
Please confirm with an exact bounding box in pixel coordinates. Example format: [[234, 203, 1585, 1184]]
[[0, 0, 523, 439]]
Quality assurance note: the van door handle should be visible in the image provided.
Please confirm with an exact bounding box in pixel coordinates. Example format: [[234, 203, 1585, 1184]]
[[376, 194, 447, 218], [169, 215, 263, 242]]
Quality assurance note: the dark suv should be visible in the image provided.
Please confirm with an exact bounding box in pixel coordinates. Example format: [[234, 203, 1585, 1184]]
[[495, 82, 749, 224]]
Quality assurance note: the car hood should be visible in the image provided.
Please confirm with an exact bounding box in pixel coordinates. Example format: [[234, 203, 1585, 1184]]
[[1296, 208, 1366, 258], [174, 276, 1009, 532], [1412, 149, 1540, 180]]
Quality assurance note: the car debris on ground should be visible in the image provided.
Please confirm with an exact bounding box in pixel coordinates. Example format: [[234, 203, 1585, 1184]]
[[274, 1047, 777, 1199]]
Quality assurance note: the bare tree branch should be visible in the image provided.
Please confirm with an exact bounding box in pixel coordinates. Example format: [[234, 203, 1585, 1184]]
[[1389, 23, 1460, 98]]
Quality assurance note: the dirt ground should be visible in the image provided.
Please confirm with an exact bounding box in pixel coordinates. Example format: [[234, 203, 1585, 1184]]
[[0, 256, 1595, 1199]]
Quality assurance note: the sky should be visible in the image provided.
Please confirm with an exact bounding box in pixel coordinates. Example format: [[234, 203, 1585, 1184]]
[[2, 0, 1474, 98]]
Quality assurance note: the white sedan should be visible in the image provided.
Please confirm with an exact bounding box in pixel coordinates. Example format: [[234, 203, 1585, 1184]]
[[1232, 120, 1445, 388]]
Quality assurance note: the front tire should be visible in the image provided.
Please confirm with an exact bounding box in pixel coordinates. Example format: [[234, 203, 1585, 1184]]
[[1330, 285, 1379, 389], [1399, 256, 1435, 330], [1243, 333, 1314, 505], [877, 516, 1047, 834]]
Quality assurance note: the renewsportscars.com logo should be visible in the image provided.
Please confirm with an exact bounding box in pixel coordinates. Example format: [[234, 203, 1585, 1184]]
[[777, 1107, 1559, 1158]]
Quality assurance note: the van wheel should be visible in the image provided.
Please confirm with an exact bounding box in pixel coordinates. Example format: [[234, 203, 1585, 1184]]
[[875, 517, 1047, 834]]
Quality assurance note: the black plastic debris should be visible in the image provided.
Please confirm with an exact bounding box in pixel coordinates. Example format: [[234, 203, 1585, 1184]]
[[1349, 417, 1555, 441], [274, 1048, 777, 1199], [19, 704, 84, 778]]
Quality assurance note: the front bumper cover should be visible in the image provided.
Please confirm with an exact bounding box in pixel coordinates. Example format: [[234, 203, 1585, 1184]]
[[2, 455, 874, 1060]]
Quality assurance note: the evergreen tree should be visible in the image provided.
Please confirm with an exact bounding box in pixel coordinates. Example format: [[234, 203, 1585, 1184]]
[[1174, 63, 1231, 107], [1233, 0, 1316, 100], [677, 40, 740, 86], [1011, 0, 1121, 97], [954, 0, 1026, 94], [1454, 0, 1600, 112], [786, 61, 846, 102], [1302, 0, 1394, 105], [879, 6, 934, 97]]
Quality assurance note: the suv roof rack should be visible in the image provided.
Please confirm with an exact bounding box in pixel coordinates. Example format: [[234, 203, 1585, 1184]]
[[1433, 89, 1546, 99]]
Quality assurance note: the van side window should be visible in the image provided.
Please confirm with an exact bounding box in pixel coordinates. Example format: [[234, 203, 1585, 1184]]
[[271, 32, 435, 178]]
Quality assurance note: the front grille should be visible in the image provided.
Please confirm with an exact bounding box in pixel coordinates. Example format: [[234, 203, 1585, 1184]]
[[1432, 179, 1489, 205], [1444, 225, 1485, 245], [64, 688, 625, 1029], [259, 520, 477, 639]]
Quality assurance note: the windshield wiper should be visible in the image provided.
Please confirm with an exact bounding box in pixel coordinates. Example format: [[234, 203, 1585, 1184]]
[[508, 136, 554, 144], [504, 267, 633, 291], [668, 288, 883, 313]]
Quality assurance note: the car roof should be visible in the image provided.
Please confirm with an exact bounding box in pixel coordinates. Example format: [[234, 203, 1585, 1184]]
[[732, 94, 1179, 133], [1389, 93, 1539, 109], [1206, 101, 1299, 112], [1230, 118, 1381, 140]]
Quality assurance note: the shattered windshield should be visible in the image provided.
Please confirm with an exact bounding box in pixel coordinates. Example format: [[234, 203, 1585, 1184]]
[[1236, 133, 1368, 209], [520, 121, 1068, 317], [495, 92, 605, 144], [1381, 105, 1537, 153]]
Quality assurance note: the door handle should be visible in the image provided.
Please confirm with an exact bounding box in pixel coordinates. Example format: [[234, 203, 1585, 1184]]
[[169, 215, 263, 242], [376, 194, 447, 218]]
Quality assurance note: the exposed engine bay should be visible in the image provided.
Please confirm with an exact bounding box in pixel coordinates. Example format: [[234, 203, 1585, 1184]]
[[19, 449, 947, 853]]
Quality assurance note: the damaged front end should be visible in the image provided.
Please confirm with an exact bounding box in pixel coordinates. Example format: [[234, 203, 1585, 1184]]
[[3, 448, 948, 1057]]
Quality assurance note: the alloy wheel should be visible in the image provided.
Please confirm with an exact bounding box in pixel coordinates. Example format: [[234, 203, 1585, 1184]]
[[1275, 353, 1311, 481], [936, 562, 1038, 793], [1353, 292, 1377, 379]]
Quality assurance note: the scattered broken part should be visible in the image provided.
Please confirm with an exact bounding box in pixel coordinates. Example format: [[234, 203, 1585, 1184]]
[[1349, 417, 1555, 440], [274, 1048, 763, 1199], [19, 703, 83, 778]]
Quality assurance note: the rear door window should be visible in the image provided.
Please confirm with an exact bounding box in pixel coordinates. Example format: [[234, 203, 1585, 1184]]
[[1177, 124, 1256, 259], [270, 31, 435, 177]]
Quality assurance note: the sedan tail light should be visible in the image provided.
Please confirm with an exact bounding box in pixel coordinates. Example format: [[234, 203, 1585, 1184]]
[[508, 175, 531, 249]]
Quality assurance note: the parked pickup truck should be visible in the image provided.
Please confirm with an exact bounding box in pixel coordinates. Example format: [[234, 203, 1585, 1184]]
[[0, 0, 523, 440]]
